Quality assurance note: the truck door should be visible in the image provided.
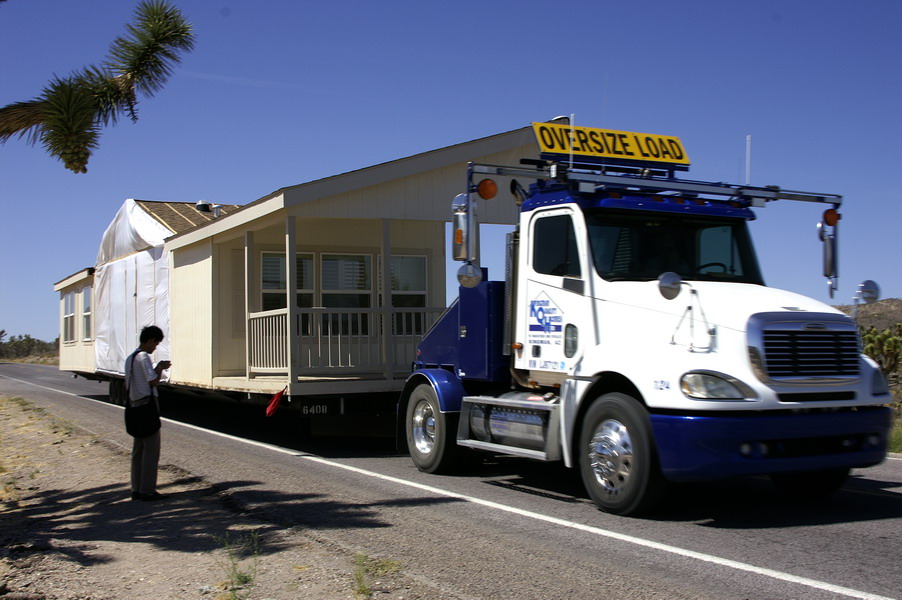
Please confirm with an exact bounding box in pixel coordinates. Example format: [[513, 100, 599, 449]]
[[515, 208, 592, 386]]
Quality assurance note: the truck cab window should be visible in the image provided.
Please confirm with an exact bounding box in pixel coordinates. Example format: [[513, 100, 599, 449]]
[[586, 211, 763, 285], [532, 214, 581, 277]]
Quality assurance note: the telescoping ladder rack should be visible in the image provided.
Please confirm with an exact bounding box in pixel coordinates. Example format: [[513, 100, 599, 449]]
[[468, 160, 843, 209]]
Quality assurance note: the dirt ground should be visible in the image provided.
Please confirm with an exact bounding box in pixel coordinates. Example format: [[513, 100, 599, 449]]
[[0, 395, 452, 600]]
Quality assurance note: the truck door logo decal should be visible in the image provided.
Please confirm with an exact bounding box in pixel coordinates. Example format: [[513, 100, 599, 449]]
[[528, 292, 563, 342]]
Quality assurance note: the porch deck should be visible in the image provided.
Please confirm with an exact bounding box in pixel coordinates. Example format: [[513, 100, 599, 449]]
[[209, 373, 409, 396], [236, 305, 444, 396]]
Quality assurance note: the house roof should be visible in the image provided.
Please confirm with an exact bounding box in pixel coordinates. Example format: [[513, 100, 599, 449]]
[[133, 200, 241, 235], [165, 123, 541, 249], [96, 199, 243, 267]]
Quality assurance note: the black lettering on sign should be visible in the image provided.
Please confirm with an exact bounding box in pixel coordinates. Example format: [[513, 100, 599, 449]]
[[588, 130, 605, 153], [667, 140, 684, 160], [659, 139, 674, 159], [634, 135, 650, 158], [551, 127, 571, 151], [574, 129, 591, 152], [644, 136, 660, 158], [604, 132, 622, 154], [538, 126, 556, 150], [618, 133, 634, 156]]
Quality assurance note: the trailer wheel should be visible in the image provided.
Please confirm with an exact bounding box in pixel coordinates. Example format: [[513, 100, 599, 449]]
[[771, 468, 850, 497], [405, 384, 460, 473], [109, 378, 126, 406], [579, 393, 663, 516]]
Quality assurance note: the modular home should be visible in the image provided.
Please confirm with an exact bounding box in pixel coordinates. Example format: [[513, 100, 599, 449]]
[[54, 124, 540, 402]]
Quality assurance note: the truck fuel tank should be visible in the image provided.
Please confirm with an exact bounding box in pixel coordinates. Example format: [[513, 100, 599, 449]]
[[458, 392, 562, 461]]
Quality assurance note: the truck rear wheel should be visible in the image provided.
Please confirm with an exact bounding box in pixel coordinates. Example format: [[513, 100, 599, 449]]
[[405, 383, 460, 473], [579, 393, 664, 516]]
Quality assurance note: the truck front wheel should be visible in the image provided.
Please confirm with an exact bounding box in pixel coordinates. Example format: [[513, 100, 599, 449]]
[[579, 393, 664, 516], [405, 384, 460, 473]]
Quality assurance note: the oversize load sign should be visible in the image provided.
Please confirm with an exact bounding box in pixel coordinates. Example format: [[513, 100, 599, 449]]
[[532, 122, 690, 166]]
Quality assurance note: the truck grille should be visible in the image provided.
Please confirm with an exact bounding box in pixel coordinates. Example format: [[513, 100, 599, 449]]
[[748, 312, 861, 383], [762, 330, 860, 377]]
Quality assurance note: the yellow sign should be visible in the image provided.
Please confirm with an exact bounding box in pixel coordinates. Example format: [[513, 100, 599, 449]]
[[532, 122, 690, 166]]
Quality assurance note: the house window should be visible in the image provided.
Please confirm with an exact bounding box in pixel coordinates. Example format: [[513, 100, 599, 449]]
[[322, 254, 371, 335], [82, 287, 92, 341], [261, 252, 314, 311], [390, 256, 427, 335], [63, 292, 76, 343]]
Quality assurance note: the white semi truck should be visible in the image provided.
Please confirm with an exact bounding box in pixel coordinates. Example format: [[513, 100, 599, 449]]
[[398, 122, 892, 515]]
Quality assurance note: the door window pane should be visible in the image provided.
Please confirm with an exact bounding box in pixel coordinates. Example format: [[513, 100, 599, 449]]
[[533, 215, 581, 277]]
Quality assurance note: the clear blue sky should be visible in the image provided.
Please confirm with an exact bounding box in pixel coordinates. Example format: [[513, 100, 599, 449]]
[[2, 0, 900, 342]]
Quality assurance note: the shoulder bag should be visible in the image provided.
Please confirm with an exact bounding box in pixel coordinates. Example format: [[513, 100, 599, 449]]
[[124, 351, 161, 438]]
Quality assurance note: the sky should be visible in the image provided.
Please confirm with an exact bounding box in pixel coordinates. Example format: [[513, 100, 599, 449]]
[[2, 0, 901, 342]]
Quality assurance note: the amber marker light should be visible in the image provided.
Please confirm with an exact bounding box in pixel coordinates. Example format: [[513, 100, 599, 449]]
[[477, 178, 498, 200], [823, 208, 840, 226]]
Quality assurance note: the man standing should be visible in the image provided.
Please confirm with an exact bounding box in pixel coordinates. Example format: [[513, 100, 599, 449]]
[[124, 325, 171, 501]]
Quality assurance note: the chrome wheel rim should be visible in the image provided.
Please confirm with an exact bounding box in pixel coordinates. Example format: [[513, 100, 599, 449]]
[[588, 419, 633, 495], [411, 399, 436, 455]]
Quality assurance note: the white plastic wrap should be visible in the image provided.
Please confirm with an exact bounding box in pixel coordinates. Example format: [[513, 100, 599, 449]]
[[93, 199, 171, 375], [96, 198, 171, 265]]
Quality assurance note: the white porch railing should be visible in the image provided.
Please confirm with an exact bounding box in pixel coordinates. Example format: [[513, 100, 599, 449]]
[[247, 307, 443, 377], [247, 308, 289, 374]]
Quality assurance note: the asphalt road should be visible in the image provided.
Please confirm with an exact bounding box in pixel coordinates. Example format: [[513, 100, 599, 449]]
[[2, 362, 900, 600]]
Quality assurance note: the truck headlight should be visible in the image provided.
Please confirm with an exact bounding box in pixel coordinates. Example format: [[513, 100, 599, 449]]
[[680, 371, 757, 400], [872, 368, 890, 396]]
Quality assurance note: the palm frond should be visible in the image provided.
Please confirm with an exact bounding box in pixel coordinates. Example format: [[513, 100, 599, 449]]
[[0, 99, 46, 145], [40, 76, 100, 173], [105, 1, 196, 100], [0, 0, 194, 173]]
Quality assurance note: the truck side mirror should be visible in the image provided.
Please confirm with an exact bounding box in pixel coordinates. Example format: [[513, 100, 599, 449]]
[[817, 221, 837, 278], [658, 271, 683, 300], [851, 279, 880, 320], [817, 218, 838, 298], [857, 280, 880, 305], [457, 263, 483, 288]]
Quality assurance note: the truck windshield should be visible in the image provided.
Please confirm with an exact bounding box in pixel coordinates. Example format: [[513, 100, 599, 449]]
[[585, 210, 764, 284]]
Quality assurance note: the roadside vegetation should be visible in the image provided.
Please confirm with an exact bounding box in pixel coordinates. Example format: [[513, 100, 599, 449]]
[[860, 325, 902, 452], [0, 330, 57, 365], [840, 300, 902, 452], [213, 530, 261, 600], [353, 553, 403, 598]]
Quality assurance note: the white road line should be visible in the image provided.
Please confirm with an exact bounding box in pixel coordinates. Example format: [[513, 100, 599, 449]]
[[3, 374, 897, 600], [295, 455, 896, 600]]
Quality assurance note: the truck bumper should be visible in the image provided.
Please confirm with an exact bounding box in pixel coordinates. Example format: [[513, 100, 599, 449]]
[[650, 407, 892, 482]]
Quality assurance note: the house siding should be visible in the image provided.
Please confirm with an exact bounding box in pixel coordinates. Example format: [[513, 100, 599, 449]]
[[168, 240, 214, 385]]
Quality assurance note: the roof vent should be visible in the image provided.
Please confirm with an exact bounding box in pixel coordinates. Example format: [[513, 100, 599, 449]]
[[195, 199, 211, 213]]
